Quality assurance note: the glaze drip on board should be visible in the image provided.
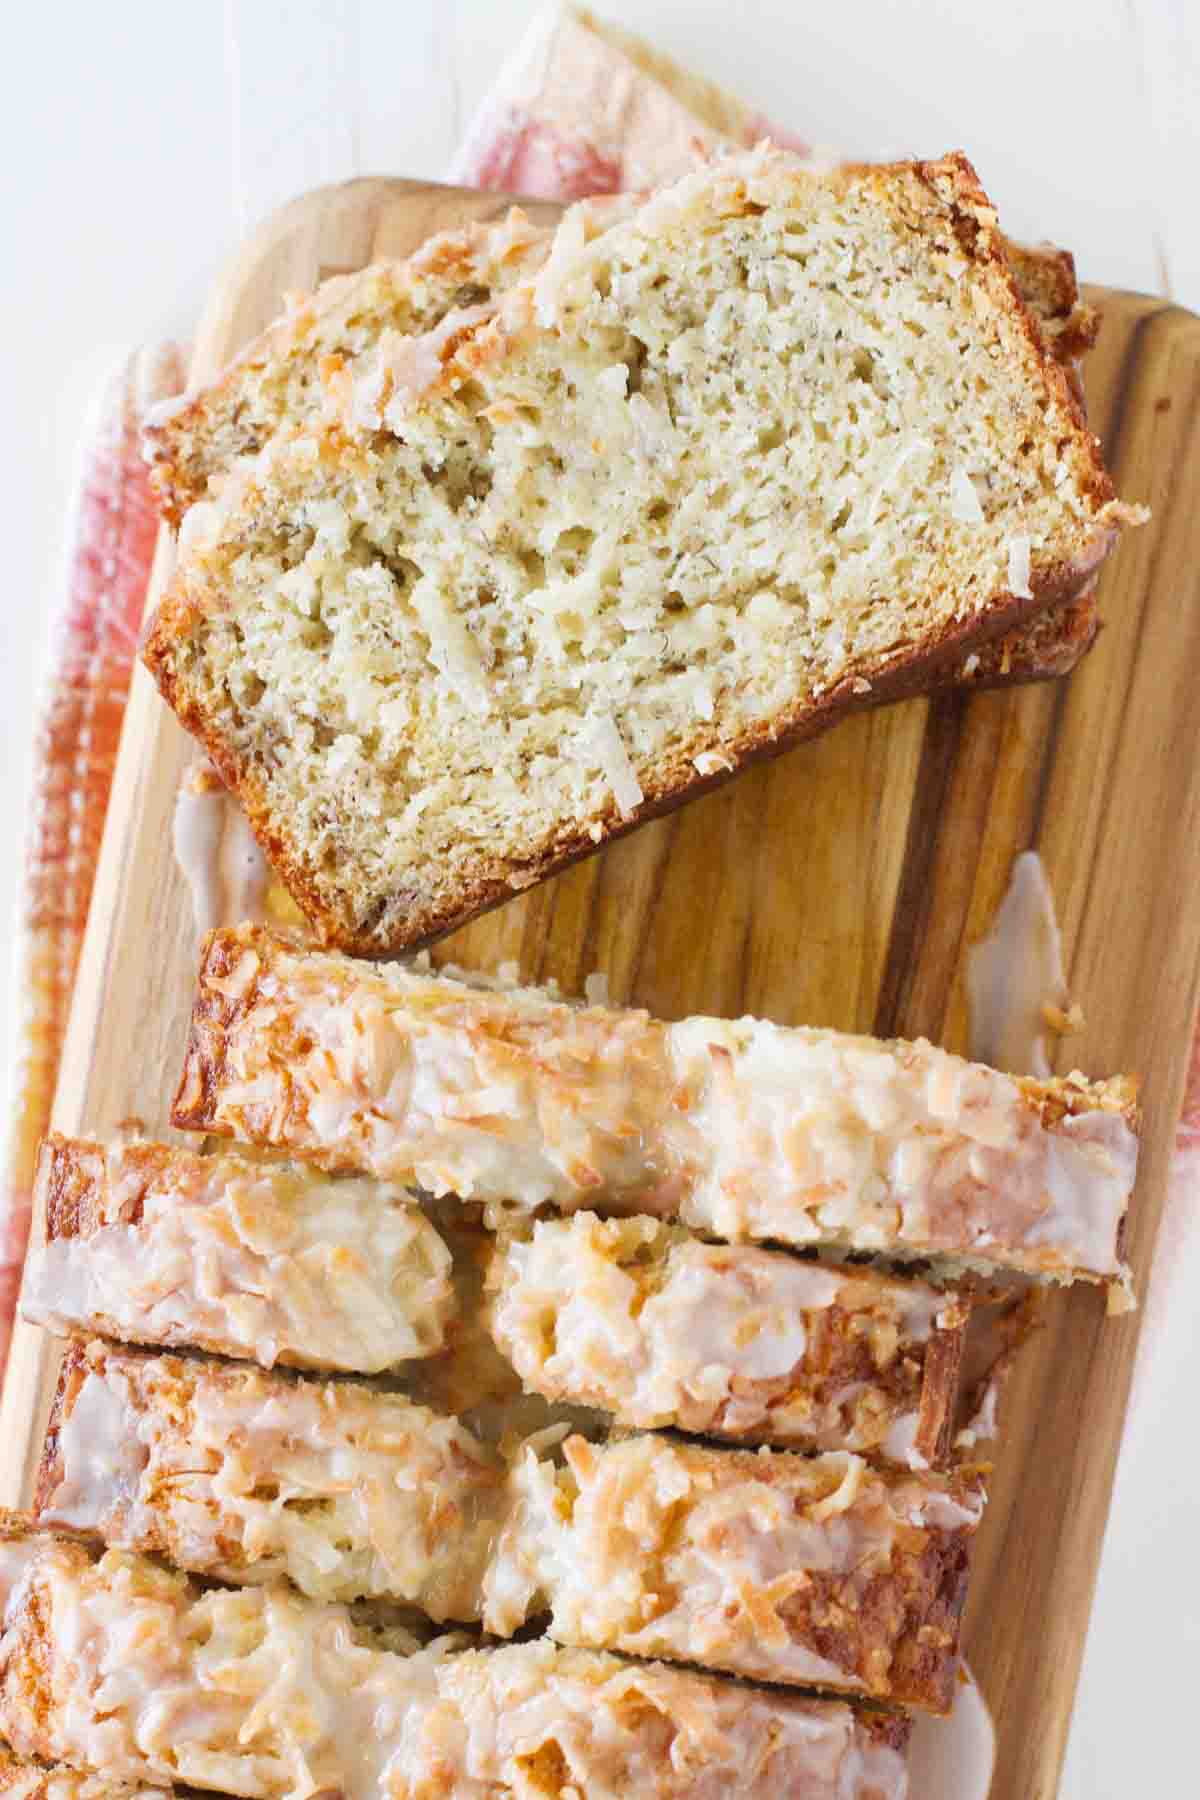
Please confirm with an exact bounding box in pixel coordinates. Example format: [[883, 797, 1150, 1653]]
[[966, 850, 1073, 1078], [172, 760, 272, 936]]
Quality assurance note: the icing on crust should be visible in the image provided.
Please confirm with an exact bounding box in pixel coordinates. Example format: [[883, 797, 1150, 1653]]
[[39, 1344, 507, 1620], [482, 1433, 982, 1708]]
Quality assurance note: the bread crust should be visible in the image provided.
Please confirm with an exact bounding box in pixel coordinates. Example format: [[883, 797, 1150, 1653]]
[[32, 1345, 81, 1521]]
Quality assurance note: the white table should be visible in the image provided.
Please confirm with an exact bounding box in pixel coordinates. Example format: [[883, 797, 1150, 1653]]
[[3, 4, 1197, 1791]]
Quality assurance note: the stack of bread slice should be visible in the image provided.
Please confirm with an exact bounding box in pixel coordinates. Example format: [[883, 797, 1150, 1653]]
[[141, 148, 1142, 954], [8, 924, 1140, 1796]]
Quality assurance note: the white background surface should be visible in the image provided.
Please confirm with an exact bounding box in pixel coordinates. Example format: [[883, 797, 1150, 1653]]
[[2, 3, 1197, 1792]]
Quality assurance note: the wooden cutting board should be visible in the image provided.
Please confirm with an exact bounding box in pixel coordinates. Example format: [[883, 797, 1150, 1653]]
[[2, 176, 1198, 1800]]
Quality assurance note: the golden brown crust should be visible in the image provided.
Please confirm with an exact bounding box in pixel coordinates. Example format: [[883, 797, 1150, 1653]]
[[947, 580, 1099, 690], [32, 1345, 84, 1522], [912, 158, 1108, 497], [917, 1317, 968, 1467], [801, 1530, 970, 1712], [38, 1134, 152, 1243]]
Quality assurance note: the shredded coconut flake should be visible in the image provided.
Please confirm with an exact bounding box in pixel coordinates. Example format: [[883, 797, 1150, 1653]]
[[950, 468, 986, 525], [1007, 536, 1033, 599], [177, 500, 222, 551], [869, 438, 933, 525], [533, 205, 591, 327], [582, 713, 643, 817], [142, 389, 191, 433], [692, 750, 735, 777]]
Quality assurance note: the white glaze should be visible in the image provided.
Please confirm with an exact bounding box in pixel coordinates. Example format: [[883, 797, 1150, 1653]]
[[171, 773, 225, 935], [0, 1530, 909, 1799], [482, 1433, 982, 1697], [966, 849, 1067, 1079], [908, 1661, 996, 1800], [21, 1147, 453, 1374], [41, 1368, 147, 1529], [43, 1348, 507, 1619], [489, 1211, 953, 1460]]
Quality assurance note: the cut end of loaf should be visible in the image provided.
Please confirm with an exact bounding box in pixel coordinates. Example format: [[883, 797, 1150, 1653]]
[[145, 148, 1144, 955]]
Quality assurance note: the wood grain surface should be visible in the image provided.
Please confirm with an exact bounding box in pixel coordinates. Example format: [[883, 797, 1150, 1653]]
[[1, 177, 1196, 1800]]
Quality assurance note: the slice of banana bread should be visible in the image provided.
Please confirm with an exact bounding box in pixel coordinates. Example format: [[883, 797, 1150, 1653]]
[[20, 1134, 454, 1373], [173, 925, 1141, 1302], [144, 150, 1140, 955], [144, 206, 1104, 702], [144, 199, 1103, 700], [482, 1432, 982, 1711], [0, 1516, 910, 1798], [486, 1213, 969, 1464], [35, 1342, 507, 1620]]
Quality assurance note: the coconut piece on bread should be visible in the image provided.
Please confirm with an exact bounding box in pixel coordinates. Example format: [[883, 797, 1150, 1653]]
[[486, 1212, 970, 1464]]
